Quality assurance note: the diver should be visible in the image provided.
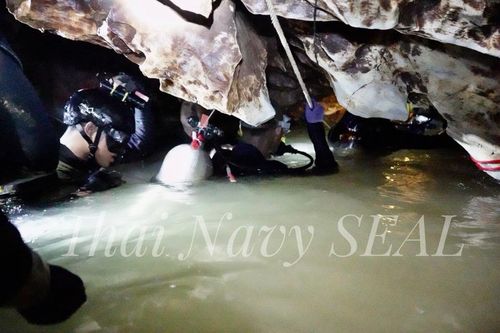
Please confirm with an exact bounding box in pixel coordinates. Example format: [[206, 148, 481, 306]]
[[57, 73, 152, 195], [0, 211, 86, 325], [328, 105, 449, 155], [0, 39, 154, 199], [167, 99, 338, 182], [216, 99, 338, 177]]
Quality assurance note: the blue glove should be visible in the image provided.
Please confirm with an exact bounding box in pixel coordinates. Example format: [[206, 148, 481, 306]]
[[305, 99, 324, 124]]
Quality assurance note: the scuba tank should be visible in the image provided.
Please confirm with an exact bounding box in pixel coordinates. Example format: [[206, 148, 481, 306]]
[[155, 144, 213, 186], [155, 115, 222, 186]]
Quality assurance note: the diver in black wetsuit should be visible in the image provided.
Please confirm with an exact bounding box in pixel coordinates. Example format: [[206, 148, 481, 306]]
[[211, 100, 338, 177], [1, 34, 155, 198], [0, 211, 86, 325], [328, 108, 449, 154], [56, 73, 155, 196]]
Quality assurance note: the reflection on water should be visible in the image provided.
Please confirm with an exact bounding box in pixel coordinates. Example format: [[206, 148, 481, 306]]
[[454, 195, 500, 249], [463, 195, 500, 225], [0, 135, 499, 333], [377, 159, 432, 205]]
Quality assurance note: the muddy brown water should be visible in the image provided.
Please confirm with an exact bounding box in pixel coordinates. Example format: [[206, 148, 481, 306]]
[[1, 133, 499, 333]]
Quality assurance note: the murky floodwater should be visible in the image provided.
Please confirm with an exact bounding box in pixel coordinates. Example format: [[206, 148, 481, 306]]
[[1, 133, 499, 333]]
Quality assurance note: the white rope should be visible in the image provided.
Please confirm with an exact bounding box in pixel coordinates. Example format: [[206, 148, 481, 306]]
[[264, 0, 313, 108]]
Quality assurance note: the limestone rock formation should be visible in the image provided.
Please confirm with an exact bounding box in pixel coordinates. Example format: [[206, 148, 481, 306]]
[[297, 24, 499, 179], [168, 0, 214, 18], [240, 0, 500, 57], [6, 0, 275, 125]]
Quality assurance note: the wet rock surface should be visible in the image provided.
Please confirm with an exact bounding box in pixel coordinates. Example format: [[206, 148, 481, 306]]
[[240, 0, 500, 57], [3, 0, 500, 178], [6, 0, 275, 125], [298, 22, 499, 134]]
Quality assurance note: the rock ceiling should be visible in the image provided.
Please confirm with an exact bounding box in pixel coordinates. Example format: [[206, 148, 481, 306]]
[[5, 0, 500, 178]]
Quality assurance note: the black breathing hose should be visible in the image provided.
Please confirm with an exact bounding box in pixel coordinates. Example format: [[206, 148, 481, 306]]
[[215, 143, 314, 174], [278, 144, 315, 171]]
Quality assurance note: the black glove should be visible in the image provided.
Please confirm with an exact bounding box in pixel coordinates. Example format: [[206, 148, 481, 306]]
[[81, 169, 124, 193], [18, 265, 86, 325]]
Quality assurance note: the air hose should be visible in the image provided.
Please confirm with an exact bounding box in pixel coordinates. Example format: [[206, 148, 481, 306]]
[[215, 143, 314, 176]]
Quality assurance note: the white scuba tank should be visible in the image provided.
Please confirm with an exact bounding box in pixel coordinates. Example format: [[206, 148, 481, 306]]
[[155, 144, 213, 186]]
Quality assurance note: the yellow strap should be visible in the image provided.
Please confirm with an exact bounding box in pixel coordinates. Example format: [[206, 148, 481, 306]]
[[406, 102, 414, 121]]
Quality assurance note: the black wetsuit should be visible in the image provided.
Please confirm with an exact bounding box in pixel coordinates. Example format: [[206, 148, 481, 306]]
[[213, 122, 337, 176], [306, 122, 338, 172], [56, 144, 123, 194], [0, 211, 86, 325], [57, 144, 99, 185], [212, 142, 289, 176], [328, 112, 450, 151], [0, 212, 33, 307], [122, 103, 155, 163], [0, 145, 123, 203], [1, 145, 101, 201]]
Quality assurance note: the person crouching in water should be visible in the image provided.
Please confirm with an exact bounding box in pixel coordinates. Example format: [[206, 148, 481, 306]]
[[185, 100, 339, 178], [219, 100, 337, 176], [57, 88, 137, 195]]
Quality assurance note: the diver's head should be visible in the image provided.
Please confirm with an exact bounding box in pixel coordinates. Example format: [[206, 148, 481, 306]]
[[62, 122, 120, 168], [61, 88, 135, 167], [240, 114, 290, 159]]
